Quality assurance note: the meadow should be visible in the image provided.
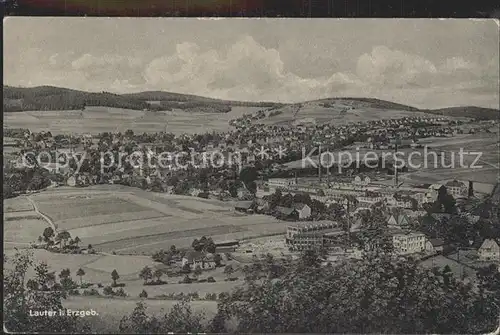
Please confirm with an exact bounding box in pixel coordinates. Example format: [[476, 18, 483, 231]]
[[25, 186, 286, 255], [3, 106, 262, 135]]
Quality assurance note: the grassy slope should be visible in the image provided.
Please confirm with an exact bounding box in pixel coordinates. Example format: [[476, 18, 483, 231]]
[[4, 85, 499, 119]]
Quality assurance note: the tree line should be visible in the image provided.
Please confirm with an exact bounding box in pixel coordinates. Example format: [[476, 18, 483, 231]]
[[4, 248, 499, 333]]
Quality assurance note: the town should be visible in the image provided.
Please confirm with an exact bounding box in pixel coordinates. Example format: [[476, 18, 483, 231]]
[[4, 17, 500, 335]]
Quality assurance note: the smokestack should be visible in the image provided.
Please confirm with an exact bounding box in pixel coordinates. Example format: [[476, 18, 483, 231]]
[[318, 146, 322, 183], [468, 180, 474, 198], [394, 143, 398, 187]]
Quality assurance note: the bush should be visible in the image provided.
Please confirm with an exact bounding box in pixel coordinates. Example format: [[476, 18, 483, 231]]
[[197, 279, 207, 283], [112, 282, 126, 288], [207, 276, 216, 283], [114, 288, 127, 297], [218, 292, 229, 300], [139, 290, 148, 299], [82, 288, 100, 296], [179, 275, 192, 284], [103, 286, 114, 296], [68, 289, 80, 296], [144, 280, 168, 286], [80, 283, 92, 289], [97, 283, 103, 288], [188, 292, 199, 299], [204, 293, 218, 301]]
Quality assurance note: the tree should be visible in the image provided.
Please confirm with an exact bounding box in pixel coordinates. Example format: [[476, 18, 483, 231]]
[[192, 238, 201, 251], [111, 269, 120, 286], [139, 290, 148, 299], [217, 254, 499, 333], [139, 266, 153, 284], [153, 269, 163, 283], [55, 230, 71, 248], [59, 268, 71, 280], [194, 265, 203, 277], [76, 268, 85, 286], [4, 249, 89, 333], [214, 253, 223, 267], [42, 226, 54, 243], [224, 265, 234, 279], [170, 245, 177, 254]]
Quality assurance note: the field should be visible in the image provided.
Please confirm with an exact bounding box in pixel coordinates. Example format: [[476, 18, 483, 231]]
[[3, 106, 262, 135], [26, 185, 286, 255], [259, 100, 436, 126], [285, 133, 499, 186]]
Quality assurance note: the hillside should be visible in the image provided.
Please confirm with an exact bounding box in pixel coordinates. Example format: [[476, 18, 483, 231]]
[[3, 86, 280, 114], [3, 85, 498, 120], [423, 106, 500, 120]]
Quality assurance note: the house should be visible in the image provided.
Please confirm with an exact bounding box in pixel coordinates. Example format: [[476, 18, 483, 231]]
[[387, 214, 411, 229], [275, 206, 298, 220], [67, 175, 77, 187], [392, 232, 427, 255], [445, 180, 468, 198], [267, 178, 297, 189], [237, 187, 253, 200], [425, 238, 445, 254], [181, 251, 216, 270], [292, 203, 312, 219], [234, 201, 254, 213], [255, 198, 270, 213], [478, 239, 500, 262]]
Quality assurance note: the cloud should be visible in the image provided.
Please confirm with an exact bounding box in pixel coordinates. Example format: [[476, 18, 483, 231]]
[[356, 46, 438, 87], [5, 38, 497, 109], [143, 35, 358, 102]]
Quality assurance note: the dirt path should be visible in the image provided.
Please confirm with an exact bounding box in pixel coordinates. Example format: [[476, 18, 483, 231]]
[[26, 196, 58, 233]]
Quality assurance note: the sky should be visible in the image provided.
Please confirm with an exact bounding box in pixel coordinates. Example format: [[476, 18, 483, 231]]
[[4, 18, 499, 109]]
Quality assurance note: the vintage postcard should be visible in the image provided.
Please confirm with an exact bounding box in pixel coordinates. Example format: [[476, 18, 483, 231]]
[[3, 18, 500, 333]]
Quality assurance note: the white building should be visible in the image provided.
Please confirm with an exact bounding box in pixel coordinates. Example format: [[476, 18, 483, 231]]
[[392, 232, 427, 255], [478, 239, 500, 262], [267, 178, 297, 189], [445, 180, 468, 198]]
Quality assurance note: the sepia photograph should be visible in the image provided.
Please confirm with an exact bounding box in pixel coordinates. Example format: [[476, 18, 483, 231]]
[[3, 17, 500, 333]]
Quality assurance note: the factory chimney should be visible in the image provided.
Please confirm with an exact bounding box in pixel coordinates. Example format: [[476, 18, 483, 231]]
[[393, 139, 400, 188], [468, 180, 474, 198], [318, 146, 322, 182]]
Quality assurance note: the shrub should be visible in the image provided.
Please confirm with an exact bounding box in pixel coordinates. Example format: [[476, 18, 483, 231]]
[[207, 276, 216, 283], [218, 292, 229, 300], [139, 290, 148, 299], [179, 275, 192, 284], [204, 293, 218, 301], [68, 289, 80, 296], [188, 292, 199, 299], [112, 282, 126, 288], [103, 286, 114, 296], [97, 283, 103, 288], [82, 288, 100, 296], [114, 288, 127, 297]]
